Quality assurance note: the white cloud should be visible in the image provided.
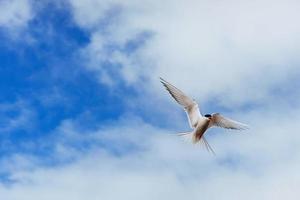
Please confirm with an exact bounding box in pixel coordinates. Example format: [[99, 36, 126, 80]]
[[69, 0, 300, 106], [0, 0, 33, 29], [1, 1, 300, 199], [1, 106, 300, 200]]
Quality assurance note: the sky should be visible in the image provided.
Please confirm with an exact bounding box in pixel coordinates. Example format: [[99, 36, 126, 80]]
[[0, 0, 300, 199]]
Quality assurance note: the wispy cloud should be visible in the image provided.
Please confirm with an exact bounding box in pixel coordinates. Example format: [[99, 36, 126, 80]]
[[0, 1, 300, 199], [68, 0, 300, 106], [0, 105, 300, 199], [0, 100, 35, 133], [0, 0, 33, 38]]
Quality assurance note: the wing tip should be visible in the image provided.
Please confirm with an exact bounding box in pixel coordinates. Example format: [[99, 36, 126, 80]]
[[159, 77, 166, 82], [159, 77, 167, 85], [237, 122, 250, 129], [240, 124, 250, 130], [234, 124, 250, 131]]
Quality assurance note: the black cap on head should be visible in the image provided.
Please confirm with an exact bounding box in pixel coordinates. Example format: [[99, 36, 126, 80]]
[[204, 114, 212, 118]]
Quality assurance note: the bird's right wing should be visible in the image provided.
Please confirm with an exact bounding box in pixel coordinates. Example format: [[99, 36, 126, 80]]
[[160, 77, 201, 128], [210, 113, 249, 130]]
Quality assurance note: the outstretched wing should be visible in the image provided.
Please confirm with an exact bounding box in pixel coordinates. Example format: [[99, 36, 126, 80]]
[[210, 113, 249, 130], [160, 77, 201, 128]]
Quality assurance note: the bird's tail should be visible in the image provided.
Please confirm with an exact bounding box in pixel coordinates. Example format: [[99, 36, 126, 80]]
[[176, 131, 194, 143], [201, 137, 216, 155], [176, 132, 216, 155]]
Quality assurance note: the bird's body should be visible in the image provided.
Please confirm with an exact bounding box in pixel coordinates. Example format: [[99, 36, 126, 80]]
[[160, 77, 248, 153], [193, 117, 210, 143]]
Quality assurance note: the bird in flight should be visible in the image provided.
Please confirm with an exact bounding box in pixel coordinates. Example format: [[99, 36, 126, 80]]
[[160, 77, 248, 154]]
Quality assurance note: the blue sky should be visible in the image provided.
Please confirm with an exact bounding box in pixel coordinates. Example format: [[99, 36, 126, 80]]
[[0, 2, 131, 153], [1, 0, 300, 199], [0, 2, 139, 151]]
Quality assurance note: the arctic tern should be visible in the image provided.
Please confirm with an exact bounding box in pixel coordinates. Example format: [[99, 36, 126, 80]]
[[160, 77, 248, 153]]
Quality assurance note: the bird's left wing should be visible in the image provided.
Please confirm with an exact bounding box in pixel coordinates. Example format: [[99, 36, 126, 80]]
[[209, 113, 249, 130], [160, 77, 201, 128]]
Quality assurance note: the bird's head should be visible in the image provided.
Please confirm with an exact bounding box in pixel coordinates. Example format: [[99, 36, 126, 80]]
[[204, 114, 212, 119]]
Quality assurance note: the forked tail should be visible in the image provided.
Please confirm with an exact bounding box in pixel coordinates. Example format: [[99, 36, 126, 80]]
[[201, 137, 216, 155], [176, 132, 216, 155], [176, 131, 194, 143]]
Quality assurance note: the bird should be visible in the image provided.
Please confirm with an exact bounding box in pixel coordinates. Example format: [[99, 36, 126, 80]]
[[160, 77, 249, 153]]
